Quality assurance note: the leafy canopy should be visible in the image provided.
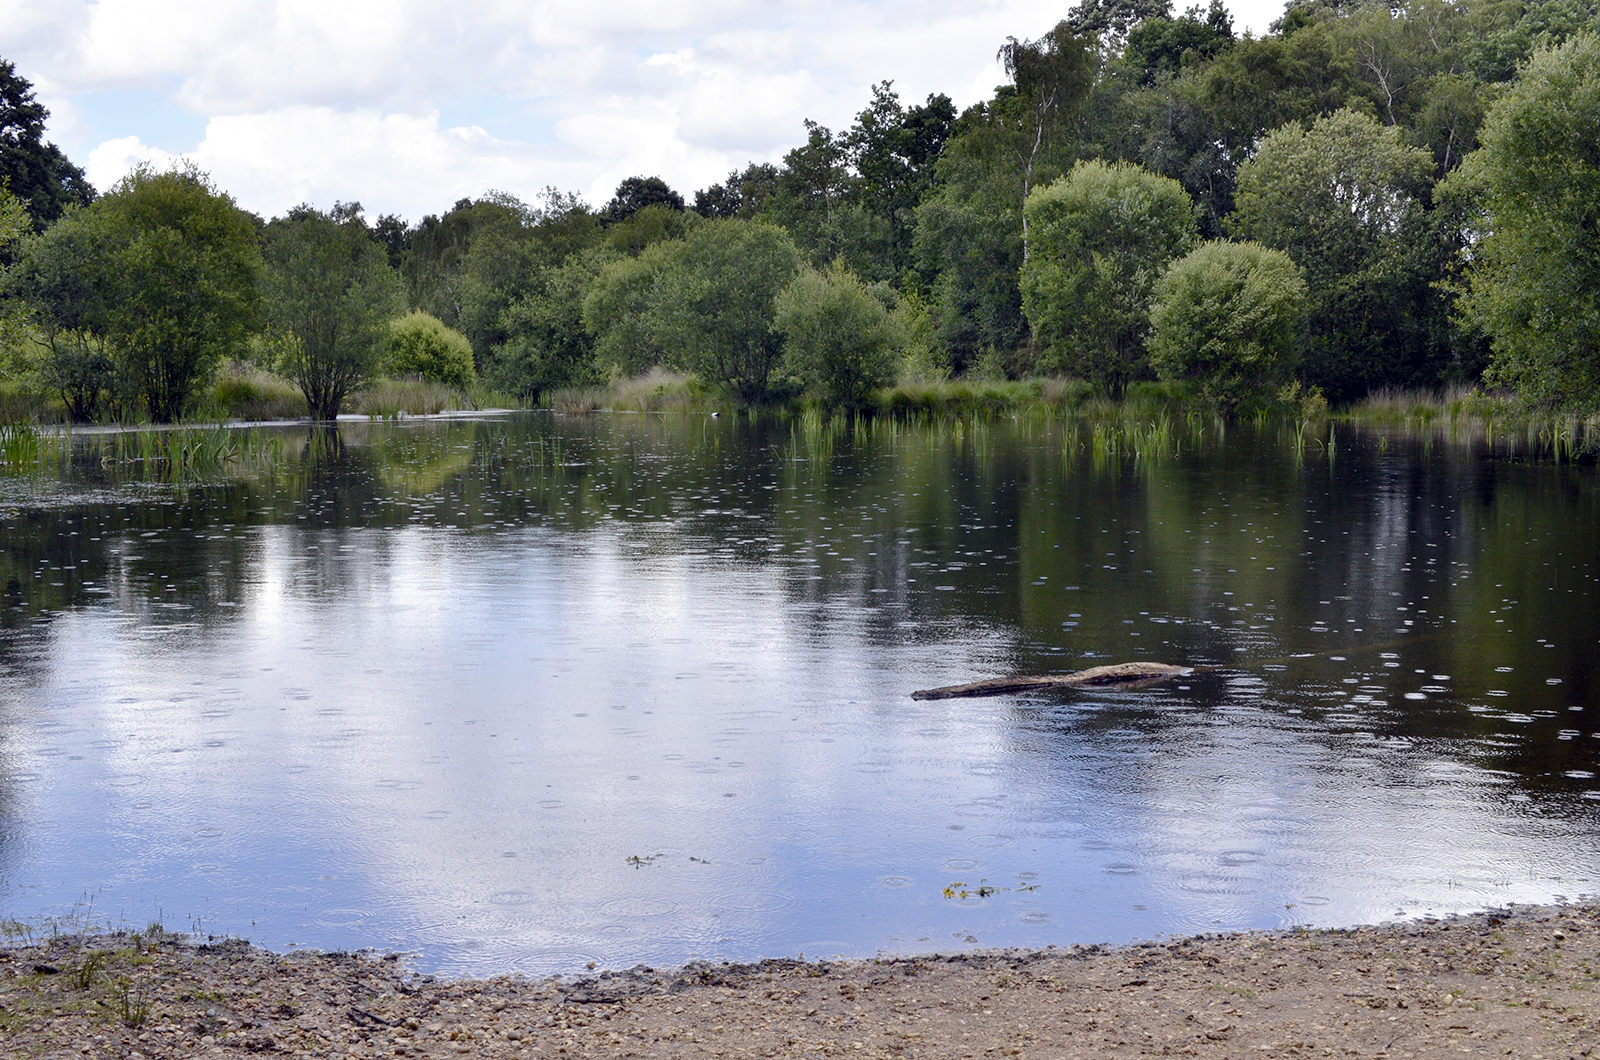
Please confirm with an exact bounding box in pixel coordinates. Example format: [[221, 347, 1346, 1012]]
[[1021, 159, 1199, 391], [1446, 33, 1600, 409], [1147, 239, 1307, 409], [264, 205, 404, 419], [775, 259, 897, 410]]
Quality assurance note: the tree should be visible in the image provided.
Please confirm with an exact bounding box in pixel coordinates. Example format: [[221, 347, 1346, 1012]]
[[842, 82, 957, 277], [0, 59, 94, 227], [264, 205, 403, 419], [604, 176, 685, 223], [387, 311, 477, 389], [88, 165, 263, 422], [1067, 0, 1174, 54], [1228, 107, 1438, 401], [1147, 239, 1307, 409], [650, 219, 802, 403], [487, 249, 610, 399], [583, 242, 674, 378], [775, 259, 897, 410], [1122, 1, 1233, 84], [1020, 159, 1199, 390], [996, 20, 1098, 249], [1445, 33, 1600, 407], [692, 163, 780, 219], [3, 198, 121, 420]]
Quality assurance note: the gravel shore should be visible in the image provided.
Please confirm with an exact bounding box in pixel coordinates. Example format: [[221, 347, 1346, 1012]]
[[4, 903, 1598, 1059]]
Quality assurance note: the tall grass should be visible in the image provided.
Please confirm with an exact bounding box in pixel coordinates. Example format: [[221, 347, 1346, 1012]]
[[546, 369, 714, 414], [204, 362, 306, 421], [0, 421, 45, 468], [349, 377, 520, 418], [1344, 385, 1598, 460], [874, 377, 1094, 418]]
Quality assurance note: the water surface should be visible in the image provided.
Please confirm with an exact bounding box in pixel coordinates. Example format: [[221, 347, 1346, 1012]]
[[1, 414, 1596, 976]]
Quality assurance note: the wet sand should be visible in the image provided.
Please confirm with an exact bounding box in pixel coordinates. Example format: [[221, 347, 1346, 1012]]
[[4, 903, 1598, 1058]]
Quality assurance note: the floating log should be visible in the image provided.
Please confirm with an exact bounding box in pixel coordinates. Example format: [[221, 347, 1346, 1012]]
[[911, 662, 1195, 701]]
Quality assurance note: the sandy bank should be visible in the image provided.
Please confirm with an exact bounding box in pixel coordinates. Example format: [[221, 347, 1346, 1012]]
[[4, 903, 1598, 1058]]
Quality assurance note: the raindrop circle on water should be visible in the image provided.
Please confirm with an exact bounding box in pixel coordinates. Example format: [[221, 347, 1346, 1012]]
[[486, 892, 539, 906], [706, 892, 798, 913], [969, 835, 1015, 849], [315, 909, 371, 927], [1219, 850, 1266, 866], [596, 897, 679, 918]]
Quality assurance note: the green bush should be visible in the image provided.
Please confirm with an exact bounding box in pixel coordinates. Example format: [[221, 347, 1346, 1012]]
[[1021, 160, 1199, 392], [776, 260, 897, 410], [385, 311, 476, 388], [1147, 240, 1307, 411]]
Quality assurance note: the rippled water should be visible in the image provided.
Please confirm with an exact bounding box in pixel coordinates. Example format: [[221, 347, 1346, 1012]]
[[1, 413, 1597, 976]]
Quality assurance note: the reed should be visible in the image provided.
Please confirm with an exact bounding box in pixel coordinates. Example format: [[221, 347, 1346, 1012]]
[[204, 363, 306, 421], [348, 377, 515, 418]]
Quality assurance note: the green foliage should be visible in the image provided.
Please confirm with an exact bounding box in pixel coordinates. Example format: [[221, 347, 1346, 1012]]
[[0, 187, 27, 250], [264, 206, 403, 419], [386, 311, 477, 389], [606, 204, 693, 256], [1122, 1, 1234, 84], [997, 20, 1098, 206], [1447, 33, 1600, 409], [209, 362, 306, 421], [1228, 108, 1439, 401], [776, 259, 897, 409], [1021, 159, 1199, 391], [28, 165, 263, 422], [583, 243, 672, 378], [650, 219, 803, 403], [0, 59, 95, 227], [1147, 239, 1307, 410], [603, 176, 685, 223], [912, 173, 1028, 375], [487, 248, 610, 399], [3, 198, 125, 420], [890, 288, 948, 383]]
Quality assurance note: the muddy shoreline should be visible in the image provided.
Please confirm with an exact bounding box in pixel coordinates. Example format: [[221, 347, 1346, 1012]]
[[4, 903, 1598, 1058]]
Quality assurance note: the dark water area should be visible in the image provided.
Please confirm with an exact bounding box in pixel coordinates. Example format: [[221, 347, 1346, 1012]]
[[1, 413, 1596, 977]]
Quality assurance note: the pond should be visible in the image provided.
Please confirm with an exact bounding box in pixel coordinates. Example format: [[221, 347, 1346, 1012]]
[[1, 413, 1597, 977]]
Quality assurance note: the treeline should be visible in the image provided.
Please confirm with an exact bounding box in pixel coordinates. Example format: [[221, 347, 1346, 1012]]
[[5, 0, 1600, 423]]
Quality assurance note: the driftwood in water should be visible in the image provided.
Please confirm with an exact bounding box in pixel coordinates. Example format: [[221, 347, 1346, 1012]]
[[911, 662, 1194, 701]]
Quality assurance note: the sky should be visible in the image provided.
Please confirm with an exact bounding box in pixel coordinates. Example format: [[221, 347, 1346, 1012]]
[[2, 0, 1290, 223]]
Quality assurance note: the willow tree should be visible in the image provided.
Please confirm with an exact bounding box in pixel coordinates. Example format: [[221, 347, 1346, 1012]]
[[263, 205, 402, 420]]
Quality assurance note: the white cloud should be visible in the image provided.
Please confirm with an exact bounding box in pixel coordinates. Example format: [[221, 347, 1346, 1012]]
[[90, 107, 583, 220], [5, 0, 1292, 220]]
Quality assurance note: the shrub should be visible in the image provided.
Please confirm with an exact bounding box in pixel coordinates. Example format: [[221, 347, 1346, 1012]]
[[385, 311, 476, 388], [776, 260, 897, 411], [1147, 240, 1307, 411]]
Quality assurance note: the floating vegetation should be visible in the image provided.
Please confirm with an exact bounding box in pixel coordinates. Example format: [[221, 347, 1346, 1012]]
[[943, 880, 1000, 899]]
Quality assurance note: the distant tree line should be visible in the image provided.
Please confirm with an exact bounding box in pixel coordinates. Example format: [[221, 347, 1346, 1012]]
[[6, 0, 1600, 420]]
